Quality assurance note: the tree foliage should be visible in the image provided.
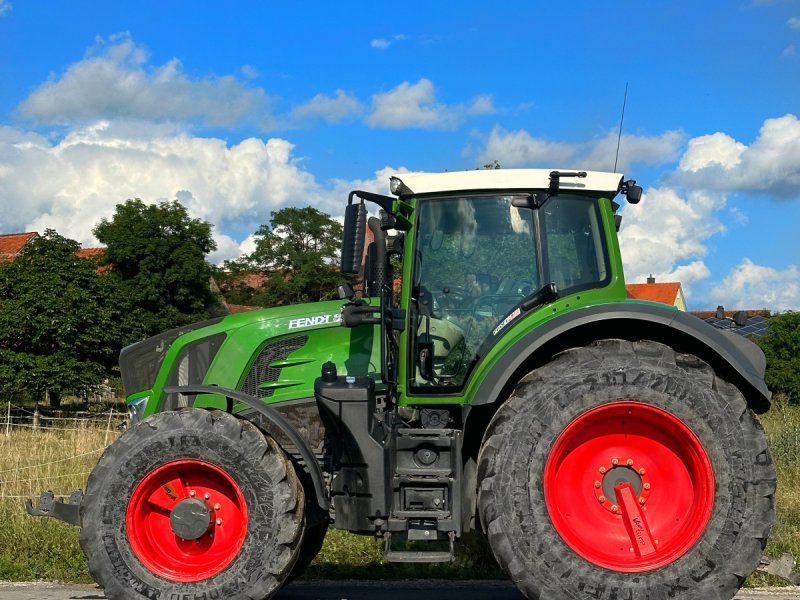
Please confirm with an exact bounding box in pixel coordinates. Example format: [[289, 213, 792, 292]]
[[223, 206, 343, 307], [757, 311, 800, 404], [93, 199, 218, 334], [0, 230, 135, 403]]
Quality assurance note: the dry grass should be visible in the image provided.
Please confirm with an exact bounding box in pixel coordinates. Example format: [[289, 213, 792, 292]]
[[0, 425, 119, 581], [0, 400, 798, 584]]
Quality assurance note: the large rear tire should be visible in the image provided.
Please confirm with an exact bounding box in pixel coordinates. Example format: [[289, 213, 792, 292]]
[[477, 339, 775, 600], [80, 408, 305, 600]]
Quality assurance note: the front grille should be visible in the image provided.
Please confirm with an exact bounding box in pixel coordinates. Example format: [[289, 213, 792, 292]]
[[120, 317, 223, 396], [239, 335, 308, 399], [162, 333, 227, 410]]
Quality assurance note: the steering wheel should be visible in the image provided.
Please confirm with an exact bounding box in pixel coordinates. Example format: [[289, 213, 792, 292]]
[[435, 285, 471, 309]]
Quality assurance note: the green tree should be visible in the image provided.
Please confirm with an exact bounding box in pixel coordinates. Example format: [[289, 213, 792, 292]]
[[227, 206, 343, 306], [93, 199, 218, 334], [0, 230, 135, 405], [757, 311, 800, 404]]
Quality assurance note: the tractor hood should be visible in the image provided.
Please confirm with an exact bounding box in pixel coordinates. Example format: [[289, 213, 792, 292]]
[[120, 299, 381, 420]]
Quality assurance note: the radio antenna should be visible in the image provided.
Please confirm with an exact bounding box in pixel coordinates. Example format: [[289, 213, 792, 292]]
[[613, 82, 628, 173]]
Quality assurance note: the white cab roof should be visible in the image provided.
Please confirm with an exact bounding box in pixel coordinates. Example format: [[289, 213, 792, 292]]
[[391, 169, 624, 197]]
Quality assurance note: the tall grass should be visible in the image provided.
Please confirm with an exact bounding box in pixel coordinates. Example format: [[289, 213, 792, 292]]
[[0, 426, 116, 581], [1, 400, 799, 583], [746, 395, 800, 586]]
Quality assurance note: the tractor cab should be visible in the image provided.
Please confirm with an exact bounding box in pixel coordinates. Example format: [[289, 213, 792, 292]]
[[340, 169, 642, 399]]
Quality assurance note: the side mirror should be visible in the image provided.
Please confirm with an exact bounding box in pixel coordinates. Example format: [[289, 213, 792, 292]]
[[341, 202, 367, 275], [626, 185, 643, 204]]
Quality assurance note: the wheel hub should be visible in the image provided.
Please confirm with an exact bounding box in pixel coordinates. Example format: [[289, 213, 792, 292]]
[[170, 498, 211, 541], [593, 461, 652, 513], [602, 465, 642, 499]]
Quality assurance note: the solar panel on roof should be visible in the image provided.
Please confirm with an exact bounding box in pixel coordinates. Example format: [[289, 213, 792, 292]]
[[701, 315, 770, 338]]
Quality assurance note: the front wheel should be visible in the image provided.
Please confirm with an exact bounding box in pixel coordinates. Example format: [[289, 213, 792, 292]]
[[80, 409, 305, 600], [477, 339, 775, 600]]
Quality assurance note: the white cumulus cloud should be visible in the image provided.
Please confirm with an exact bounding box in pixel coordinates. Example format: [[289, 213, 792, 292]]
[[0, 121, 328, 248], [367, 79, 494, 129], [291, 89, 364, 124], [18, 33, 274, 129], [711, 259, 800, 311], [0, 121, 414, 264], [618, 187, 727, 298], [580, 130, 685, 173], [477, 126, 574, 167], [680, 132, 747, 172], [788, 17, 800, 29], [672, 114, 800, 199], [476, 126, 683, 173]]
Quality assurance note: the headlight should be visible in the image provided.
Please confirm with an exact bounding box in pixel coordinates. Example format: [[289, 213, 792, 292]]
[[127, 396, 149, 424]]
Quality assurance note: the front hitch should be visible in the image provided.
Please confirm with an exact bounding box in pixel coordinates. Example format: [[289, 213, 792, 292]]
[[26, 490, 83, 526]]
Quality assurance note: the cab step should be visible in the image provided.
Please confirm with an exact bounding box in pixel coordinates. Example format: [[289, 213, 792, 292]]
[[382, 531, 455, 563]]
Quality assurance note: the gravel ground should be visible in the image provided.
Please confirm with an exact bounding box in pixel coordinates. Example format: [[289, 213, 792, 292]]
[[1, 581, 800, 600]]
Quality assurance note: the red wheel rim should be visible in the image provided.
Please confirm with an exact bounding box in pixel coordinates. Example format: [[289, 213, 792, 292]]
[[543, 402, 714, 572], [126, 459, 249, 582]]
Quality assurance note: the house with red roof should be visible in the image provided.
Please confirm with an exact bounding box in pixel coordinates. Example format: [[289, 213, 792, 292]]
[[625, 276, 686, 311], [0, 232, 38, 262], [0, 231, 108, 269]]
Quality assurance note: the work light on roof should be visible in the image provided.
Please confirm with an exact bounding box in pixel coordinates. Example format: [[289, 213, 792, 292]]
[[389, 177, 403, 195]]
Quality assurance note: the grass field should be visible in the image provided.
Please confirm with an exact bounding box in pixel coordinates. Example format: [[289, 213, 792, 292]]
[[1, 399, 798, 584]]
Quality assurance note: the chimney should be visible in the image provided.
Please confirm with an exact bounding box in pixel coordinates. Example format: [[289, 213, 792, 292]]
[[646, 274, 655, 284], [715, 305, 725, 319]]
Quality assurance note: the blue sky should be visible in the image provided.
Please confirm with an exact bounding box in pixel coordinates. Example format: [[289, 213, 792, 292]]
[[0, 0, 799, 310]]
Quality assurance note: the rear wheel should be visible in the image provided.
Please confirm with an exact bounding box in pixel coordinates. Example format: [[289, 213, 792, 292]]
[[477, 339, 775, 600], [80, 409, 305, 600]]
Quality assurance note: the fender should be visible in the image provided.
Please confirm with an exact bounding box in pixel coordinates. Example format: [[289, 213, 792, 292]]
[[473, 302, 771, 413], [163, 384, 329, 511]]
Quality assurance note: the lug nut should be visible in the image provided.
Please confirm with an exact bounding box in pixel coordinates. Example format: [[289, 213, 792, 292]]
[[598, 495, 606, 503], [216, 518, 223, 526], [639, 497, 646, 505], [594, 481, 601, 488], [599, 467, 607, 474], [626, 458, 634, 466], [214, 503, 221, 511], [638, 468, 646, 475], [644, 483, 650, 490], [611, 458, 619, 466], [204, 493, 210, 500], [611, 505, 619, 513], [189, 490, 196, 497]]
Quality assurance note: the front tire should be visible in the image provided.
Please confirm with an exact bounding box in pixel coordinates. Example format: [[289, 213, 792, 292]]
[[477, 340, 775, 600], [80, 409, 305, 600]]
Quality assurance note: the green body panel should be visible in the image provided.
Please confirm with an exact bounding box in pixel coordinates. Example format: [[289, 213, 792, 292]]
[[136, 299, 381, 419]]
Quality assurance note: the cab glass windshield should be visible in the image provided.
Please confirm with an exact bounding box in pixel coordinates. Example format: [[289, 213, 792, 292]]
[[410, 193, 609, 391]]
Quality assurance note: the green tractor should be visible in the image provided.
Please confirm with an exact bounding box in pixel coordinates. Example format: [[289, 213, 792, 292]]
[[29, 169, 776, 600]]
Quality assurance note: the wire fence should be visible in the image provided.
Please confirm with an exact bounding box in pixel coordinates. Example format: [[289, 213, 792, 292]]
[[0, 402, 127, 501]]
